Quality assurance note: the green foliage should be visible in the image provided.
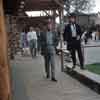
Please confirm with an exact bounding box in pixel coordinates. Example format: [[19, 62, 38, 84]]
[[64, 0, 95, 13], [86, 63, 100, 75]]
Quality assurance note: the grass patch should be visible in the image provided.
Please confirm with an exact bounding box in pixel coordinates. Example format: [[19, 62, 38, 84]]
[[86, 63, 100, 75]]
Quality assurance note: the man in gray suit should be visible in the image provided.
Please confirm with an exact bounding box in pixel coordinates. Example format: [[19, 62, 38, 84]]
[[40, 23, 58, 82]]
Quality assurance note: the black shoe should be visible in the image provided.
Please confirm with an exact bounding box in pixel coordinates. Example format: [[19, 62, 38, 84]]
[[46, 75, 50, 79], [32, 55, 34, 58], [80, 67, 85, 70], [51, 78, 57, 82], [72, 65, 76, 70]]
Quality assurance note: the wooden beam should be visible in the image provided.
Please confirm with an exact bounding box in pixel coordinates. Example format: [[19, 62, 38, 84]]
[[52, 10, 56, 31], [53, 0, 69, 13], [43, 10, 50, 16], [24, 0, 59, 11], [0, 0, 10, 100]]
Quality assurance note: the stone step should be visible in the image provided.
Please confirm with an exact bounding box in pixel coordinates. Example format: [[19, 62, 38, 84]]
[[64, 64, 100, 94]]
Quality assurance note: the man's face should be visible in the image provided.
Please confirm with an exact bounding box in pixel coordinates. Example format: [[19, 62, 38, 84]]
[[30, 27, 33, 32], [47, 24, 52, 31], [43, 26, 47, 32], [69, 17, 76, 23]]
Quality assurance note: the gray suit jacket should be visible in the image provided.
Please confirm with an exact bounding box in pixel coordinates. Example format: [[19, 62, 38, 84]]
[[40, 31, 59, 55]]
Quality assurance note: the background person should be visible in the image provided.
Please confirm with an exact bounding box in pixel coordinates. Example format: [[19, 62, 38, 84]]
[[20, 29, 28, 56], [36, 27, 41, 54], [27, 27, 37, 58]]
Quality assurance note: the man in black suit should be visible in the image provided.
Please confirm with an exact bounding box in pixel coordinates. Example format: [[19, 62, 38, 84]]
[[64, 13, 84, 69]]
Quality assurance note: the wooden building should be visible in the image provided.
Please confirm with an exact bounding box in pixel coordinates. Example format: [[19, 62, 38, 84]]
[[1, 0, 64, 100], [64, 13, 97, 28]]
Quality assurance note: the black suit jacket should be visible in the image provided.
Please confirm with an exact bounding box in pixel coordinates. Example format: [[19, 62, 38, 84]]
[[63, 23, 82, 43]]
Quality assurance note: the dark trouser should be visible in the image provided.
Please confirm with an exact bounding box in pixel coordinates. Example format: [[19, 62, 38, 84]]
[[44, 55, 50, 77], [21, 48, 24, 55], [68, 39, 84, 68], [37, 38, 41, 53], [30, 48, 36, 57], [43, 46, 56, 78]]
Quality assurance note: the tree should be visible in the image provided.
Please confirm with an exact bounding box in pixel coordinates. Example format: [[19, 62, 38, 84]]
[[64, 0, 95, 14]]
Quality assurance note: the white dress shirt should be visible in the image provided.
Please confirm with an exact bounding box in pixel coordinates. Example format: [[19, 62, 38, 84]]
[[71, 24, 77, 37], [27, 31, 37, 41]]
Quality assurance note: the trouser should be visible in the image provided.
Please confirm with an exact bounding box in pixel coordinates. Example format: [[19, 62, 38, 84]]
[[30, 48, 37, 57], [29, 39, 37, 57], [44, 47, 56, 78], [21, 48, 24, 55], [68, 40, 84, 68], [37, 38, 41, 53]]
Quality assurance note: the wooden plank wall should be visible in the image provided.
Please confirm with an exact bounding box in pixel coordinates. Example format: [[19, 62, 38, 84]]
[[0, 0, 10, 100]]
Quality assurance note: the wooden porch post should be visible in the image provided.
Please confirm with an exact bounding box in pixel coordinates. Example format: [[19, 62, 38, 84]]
[[0, 0, 10, 100], [59, 9, 64, 72], [52, 10, 56, 31]]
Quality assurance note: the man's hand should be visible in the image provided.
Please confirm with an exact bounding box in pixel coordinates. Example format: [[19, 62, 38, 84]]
[[64, 41, 66, 45], [77, 36, 80, 40]]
